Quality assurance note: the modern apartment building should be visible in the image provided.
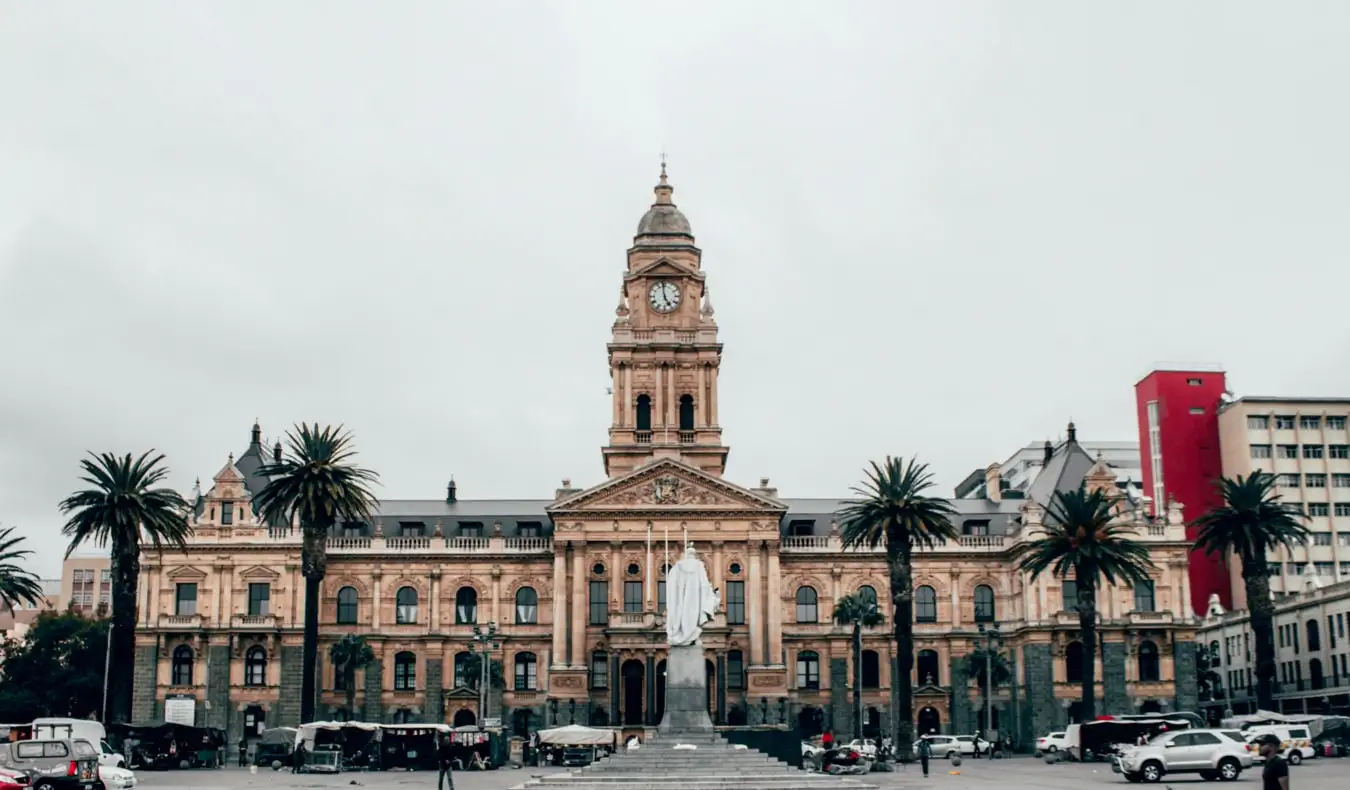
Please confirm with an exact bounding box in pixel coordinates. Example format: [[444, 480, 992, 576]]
[[1135, 366, 1231, 613], [1197, 579, 1350, 719], [1217, 397, 1350, 604], [60, 554, 113, 615]]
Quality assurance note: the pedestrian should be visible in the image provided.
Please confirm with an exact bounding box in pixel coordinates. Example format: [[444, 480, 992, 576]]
[[292, 741, 306, 774], [1257, 735, 1288, 790], [917, 736, 932, 778], [822, 730, 834, 750], [436, 733, 455, 790], [237, 738, 248, 767]]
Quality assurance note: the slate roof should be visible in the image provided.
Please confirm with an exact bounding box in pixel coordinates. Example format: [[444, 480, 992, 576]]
[[1025, 435, 1097, 510], [777, 497, 1024, 538]]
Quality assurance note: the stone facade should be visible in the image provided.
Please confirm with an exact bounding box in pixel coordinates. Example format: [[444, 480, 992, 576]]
[[132, 169, 1198, 746]]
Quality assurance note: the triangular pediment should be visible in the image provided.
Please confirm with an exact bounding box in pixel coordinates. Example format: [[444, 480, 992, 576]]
[[239, 565, 280, 581], [548, 459, 786, 514], [214, 455, 245, 483], [628, 257, 702, 279], [444, 686, 480, 699], [167, 565, 208, 580]]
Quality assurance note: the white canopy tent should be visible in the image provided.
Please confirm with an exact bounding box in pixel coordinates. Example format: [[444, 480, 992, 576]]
[[535, 724, 617, 746]]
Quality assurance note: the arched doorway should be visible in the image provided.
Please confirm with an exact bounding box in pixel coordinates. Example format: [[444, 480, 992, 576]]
[[590, 707, 609, 726], [453, 708, 476, 727], [797, 706, 825, 738], [1139, 699, 1162, 715], [655, 659, 668, 723], [917, 706, 941, 736], [243, 705, 266, 739], [622, 660, 645, 726], [705, 659, 716, 714], [864, 707, 881, 739]]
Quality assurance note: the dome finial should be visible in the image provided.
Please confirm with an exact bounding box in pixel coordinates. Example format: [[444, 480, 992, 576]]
[[654, 153, 674, 205]]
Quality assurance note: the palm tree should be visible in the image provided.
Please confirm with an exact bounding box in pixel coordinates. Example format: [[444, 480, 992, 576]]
[[59, 452, 192, 724], [963, 648, 1012, 736], [1011, 483, 1155, 722], [834, 591, 884, 741], [838, 456, 958, 758], [328, 634, 376, 719], [254, 424, 379, 724], [0, 525, 45, 611], [1192, 472, 1308, 710]]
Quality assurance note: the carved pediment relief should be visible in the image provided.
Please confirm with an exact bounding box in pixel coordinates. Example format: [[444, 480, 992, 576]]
[[239, 565, 280, 581], [628, 257, 699, 279], [550, 459, 786, 514], [167, 565, 207, 580]]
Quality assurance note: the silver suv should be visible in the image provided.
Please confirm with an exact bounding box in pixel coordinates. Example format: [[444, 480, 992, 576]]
[[1114, 729, 1254, 783]]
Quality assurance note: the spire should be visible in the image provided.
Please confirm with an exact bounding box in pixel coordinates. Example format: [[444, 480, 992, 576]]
[[1067, 420, 1078, 443], [251, 419, 262, 445], [615, 284, 630, 319], [654, 154, 674, 205], [700, 285, 715, 318], [635, 155, 692, 242], [273, 439, 283, 463]]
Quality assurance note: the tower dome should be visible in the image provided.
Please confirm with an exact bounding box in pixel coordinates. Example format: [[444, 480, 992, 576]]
[[634, 161, 694, 245]]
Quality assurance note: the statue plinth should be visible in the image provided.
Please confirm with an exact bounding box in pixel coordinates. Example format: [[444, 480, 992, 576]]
[[657, 643, 714, 734]]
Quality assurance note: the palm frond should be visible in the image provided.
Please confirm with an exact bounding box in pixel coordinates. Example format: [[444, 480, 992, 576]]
[[59, 451, 192, 557], [838, 456, 958, 552], [1011, 483, 1156, 589], [0, 525, 45, 610], [833, 592, 885, 628], [253, 423, 380, 531], [1192, 472, 1309, 567]]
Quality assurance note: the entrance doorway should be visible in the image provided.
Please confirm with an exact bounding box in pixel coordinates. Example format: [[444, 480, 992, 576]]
[[453, 709, 477, 727], [797, 706, 825, 738], [917, 706, 941, 736], [243, 705, 265, 739], [864, 708, 881, 739], [622, 660, 645, 726]]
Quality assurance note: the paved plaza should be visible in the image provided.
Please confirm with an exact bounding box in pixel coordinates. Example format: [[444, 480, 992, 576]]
[[122, 757, 1349, 790]]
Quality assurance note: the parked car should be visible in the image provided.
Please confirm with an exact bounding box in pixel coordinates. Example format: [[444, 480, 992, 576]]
[[1244, 725, 1315, 765], [843, 740, 878, 759], [1113, 728, 1253, 783], [913, 735, 990, 758], [820, 747, 871, 775], [94, 766, 135, 790], [0, 739, 99, 790], [0, 767, 31, 790], [1037, 732, 1069, 754]]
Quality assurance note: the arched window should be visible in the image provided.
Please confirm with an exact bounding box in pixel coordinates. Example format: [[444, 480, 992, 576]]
[[858, 585, 878, 609], [393, 651, 416, 690], [171, 645, 194, 686], [515, 652, 538, 691], [395, 586, 418, 624], [453, 651, 473, 689], [1307, 620, 1322, 652], [679, 395, 695, 431], [726, 650, 745, 689], [1138, 640, 1160, 682], [337, 586, 359, 624], [795, 586, 818, 623], [244, 646, 267, 687], [915, 586, 937, 623], [917, 649, 940, 685], [456, 587, 478, 624], [1066, 641, 1085, 683], [796, 650, 820, 690], [861, 650, 881, 688], [973, 585, 995, 623], [516, 587, 538, 624], [636, 395, 652, 431]]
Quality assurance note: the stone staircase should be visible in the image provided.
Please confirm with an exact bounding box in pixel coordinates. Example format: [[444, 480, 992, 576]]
[[510, 732, 879, 790]]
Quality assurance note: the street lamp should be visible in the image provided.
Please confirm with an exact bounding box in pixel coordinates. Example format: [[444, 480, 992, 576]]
[[977, 621, 1003, 746], [470, 622, 499, 725]]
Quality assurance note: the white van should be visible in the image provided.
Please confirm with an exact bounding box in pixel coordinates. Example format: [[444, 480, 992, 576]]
[[1243, 724, 1315, 764], [29, 719, 125, 768]]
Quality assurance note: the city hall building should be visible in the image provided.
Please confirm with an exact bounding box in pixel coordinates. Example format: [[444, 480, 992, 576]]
[[133, 169, 1200, 746]]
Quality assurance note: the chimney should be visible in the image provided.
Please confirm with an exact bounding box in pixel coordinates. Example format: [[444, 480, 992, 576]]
[[984, 463, 1002, 503], [1042, 439, 1054, 465], [446, 476, 457, 504], [272, 440, 283, 463], [752, 477, 778, 499], [555, 478, 582, 500]]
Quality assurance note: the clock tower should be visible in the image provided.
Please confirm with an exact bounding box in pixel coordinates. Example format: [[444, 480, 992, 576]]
[[603, 164, 727, 478]]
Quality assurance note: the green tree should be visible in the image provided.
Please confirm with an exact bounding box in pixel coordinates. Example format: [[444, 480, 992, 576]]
[[59, 452, 191, 724], [1011, 483, 1155, 722], [0, 525, 44, 611], [254, 424, 379, 724], [834, 591, 884, 741], [328, 634, 376, 719], [963, 647, 1012, 734], [0, 609, 110, 721], [459, 652, 505, 690], [1192, 472, 1308, 710], [838, 456, 958, 758]]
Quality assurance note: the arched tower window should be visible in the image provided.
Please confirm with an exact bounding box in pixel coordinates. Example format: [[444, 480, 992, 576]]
[[636, 395, 652, 431], [337, 586, 359, 624], [795, 586, 818, 623], [1138, 640, 1160, 682], [917, 649, 940, 685], [915, 586, 937, 623], [393, 651, 416, 690], [679, 395, 695, 431], [515, 587, 538, 624], [861, 650, 881, 688], [974, 585, 996, 622], [171, 645, 194, 686], [395, 586, 418, 624], [456, 587, 478, 624], [244, 646, 267, 686]]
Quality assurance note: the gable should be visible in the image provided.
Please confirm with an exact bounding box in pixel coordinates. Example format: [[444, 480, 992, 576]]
[[239, 565, 280, 581], [166, 565, 207, 580], [628, 257, 701, 279], [548, 459, 786, 514]]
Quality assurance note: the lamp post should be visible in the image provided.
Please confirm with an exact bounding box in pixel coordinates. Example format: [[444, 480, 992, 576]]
[[470, 622, 499, 724], [978, 621, 1003, 747]]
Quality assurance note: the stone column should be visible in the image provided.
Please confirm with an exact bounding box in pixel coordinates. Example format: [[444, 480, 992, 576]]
[[371, 572, 382, 630], [1103, 641, 1128, 714], [491, 565, 502, 626], [646, 525, 654, 609], [645, 651, 656, 726], [611, 654, 621, 724], [766, 549, 783, 665], [1023, 644, 1056, 743], [610, 542, 622, 611], [430, 570, 441, 629], [1173, 640, 1199, 712], [747, 547, 764, 665], [696, 364, 706, 427], [551, 549, 567, 667], [666, 362, 676, 427], [654, 365, 664, 429], [570, 547, 587, 667], [710, 366, 719, 425], [949, 570, 961, 629], [711, 541, 724, 596], [213, 565, 225, 628], [625, 365, 634, 426], [716, 652, 727, 724]]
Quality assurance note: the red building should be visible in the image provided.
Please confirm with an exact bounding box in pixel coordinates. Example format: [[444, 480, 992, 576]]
[[1134, 365, 1231, 613]]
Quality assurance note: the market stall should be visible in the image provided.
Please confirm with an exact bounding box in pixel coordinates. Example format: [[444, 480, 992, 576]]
[[252, 727, 297, 768], [379, 723, 450, 771], [296, 721, 382, 773], [107, 722, 225, 770], [535, 724, 617, 767]]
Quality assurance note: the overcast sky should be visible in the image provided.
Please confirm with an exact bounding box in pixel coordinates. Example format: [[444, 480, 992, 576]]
[[3, 2, 1349, 578]]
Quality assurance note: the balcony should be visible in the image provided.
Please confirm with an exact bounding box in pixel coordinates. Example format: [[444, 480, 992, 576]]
[[779, 534, 1007, 554], [319, 535, 553, 555], [231, 613, 279, 630], [1127, 611, 1174, 626], [635, 431, 652, 444], [608, 612, 657, 631], [158, 614, 204, 629], [679, 431, 695, 445], [386, 536, 431, 551]]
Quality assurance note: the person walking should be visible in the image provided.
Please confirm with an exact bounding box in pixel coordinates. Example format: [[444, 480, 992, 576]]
[[821, 730, 834, 750], [436, 733, 455, 790], [917, 736, 932, 778], [237, 738, 248, 767], [1257, 735, 1288, 790]]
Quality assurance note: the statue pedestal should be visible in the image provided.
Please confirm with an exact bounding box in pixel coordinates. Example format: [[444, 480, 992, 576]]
[[657, 643, 714, 734]]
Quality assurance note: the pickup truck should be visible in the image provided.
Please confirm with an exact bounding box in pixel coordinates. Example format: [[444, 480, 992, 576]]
[[0, 739, 99, 790]]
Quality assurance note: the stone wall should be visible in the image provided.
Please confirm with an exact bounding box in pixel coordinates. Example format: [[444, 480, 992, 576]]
[[425, 658, 444, 723], [132, 644, 159, 721], [1173, 640, 1198, 713], [829, 658, 852, 740], [205, 644, 231, 731], [1102, 642, 1128, 715], [362, 657, 383, 723], [275, 646, 305, 727], [1023, 644, 1057, 741]]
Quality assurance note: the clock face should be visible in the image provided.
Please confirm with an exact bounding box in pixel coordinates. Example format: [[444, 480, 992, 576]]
[[649, 281, 681, 313]]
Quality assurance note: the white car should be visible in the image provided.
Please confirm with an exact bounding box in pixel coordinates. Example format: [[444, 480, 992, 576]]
[[914, 735, 990, 758], [1114, 728, 1253, 783], [96, 741, 126, 769], [97, 764, 137, 790], [1037, 732, 1069, 754], [844, 739, 878, 759]]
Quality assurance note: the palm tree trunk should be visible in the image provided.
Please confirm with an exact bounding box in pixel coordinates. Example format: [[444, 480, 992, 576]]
[[300, 526, 328, 724], [889, 539, 915, 760], [1242, 558, 1277, 710], [1078, 578, 1097, 722], [345, 666, 357, 718], [853, 622, 863, 739], [108, 537, 140, 724]]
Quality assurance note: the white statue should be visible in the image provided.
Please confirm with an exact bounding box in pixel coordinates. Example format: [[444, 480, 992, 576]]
[[665, 544, 720, 646]]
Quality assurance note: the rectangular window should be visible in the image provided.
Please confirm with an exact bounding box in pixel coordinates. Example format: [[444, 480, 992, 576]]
[[248, 583, 270, 616], [1313, 532, 1332, 546], [1339, 533, 1350, 547], [457, 522, 484, 537], [1248, 415, 1270, 430], [1308, 503, 1330, 517], [1304, 445, 1325, 459], [726, 651, 745, 689], [1133, 581, 1156, 613], [1306, 474, 1328, 488], [1147, 401, 1164, 509], [1276, 415, 1297, 430], [623, 581, 643, 613], [1340, 613, 1346, 639], [175, 583, 198, 616], [1315, 562, 1334, 576], [72, 569, 93, 608], [657, 580, 666, 614], [1334, 474, 1350, 488], [1301, 416, 1322, 430], [1187, 378, 1203, 386], [725, 581, 746, 624], [1330, 445, 1350, 459], [1330, 616, 1337, 650], [398, 522, 425, 537], [517, 522, 542, 538], [98, 570, 111, 606], [1294, 628, 1300, 654], [221, 501, 234, 525], [787, 520, 815, 536], [1062, 580, 1078, 612], [1278, 474, 1301, 488], [588, 581, 608, 625], [1278, 445, 1300, 459], [1328, 416, 1347, 430], [591, 653, 609, 690], [1250, 444, 1272, 459]]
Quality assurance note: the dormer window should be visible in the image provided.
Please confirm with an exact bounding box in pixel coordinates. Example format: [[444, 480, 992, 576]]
[[518, 522, 542, 538], [221, 502, 234, 526], [459, 522, 484, 538], [963, 519, 990, 536], [787, 520, 815, 537], [399, 522, 426, 537]]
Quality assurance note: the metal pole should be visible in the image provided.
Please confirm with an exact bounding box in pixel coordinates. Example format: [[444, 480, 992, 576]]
[[985, 634, 992, 747], [102, 623, 113, 724]]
